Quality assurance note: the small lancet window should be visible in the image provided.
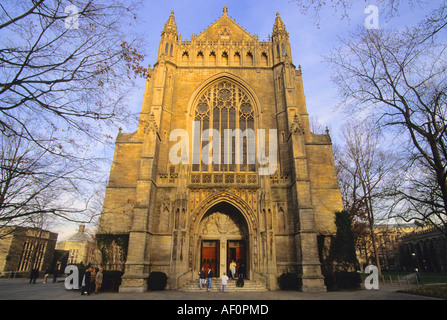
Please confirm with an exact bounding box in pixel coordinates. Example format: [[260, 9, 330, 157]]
[[182, 51, 189, 63], [234, 52, 241, 66], [222, 52, 228, 66], [209, 51, 216, 65], [261, 52, 268, 66]]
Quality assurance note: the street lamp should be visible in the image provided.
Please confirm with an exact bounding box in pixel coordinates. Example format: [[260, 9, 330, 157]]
[[412, 252, 420, 283]]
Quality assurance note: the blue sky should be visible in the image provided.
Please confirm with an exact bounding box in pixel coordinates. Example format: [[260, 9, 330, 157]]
[[128, 0, 360, 135], [125, 0, 437, 137], [55, 0, 439, 239]]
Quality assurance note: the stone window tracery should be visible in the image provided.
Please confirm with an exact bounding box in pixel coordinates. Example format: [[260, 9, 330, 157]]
[[193, 81, 255, 173]]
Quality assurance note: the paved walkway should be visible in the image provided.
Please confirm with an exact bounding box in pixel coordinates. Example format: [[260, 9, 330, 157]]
[[0, 278, 441, 300], [2, 278, 443, 319]]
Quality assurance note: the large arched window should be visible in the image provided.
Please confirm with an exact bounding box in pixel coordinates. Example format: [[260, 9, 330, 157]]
[[192, 81, 256, 173]]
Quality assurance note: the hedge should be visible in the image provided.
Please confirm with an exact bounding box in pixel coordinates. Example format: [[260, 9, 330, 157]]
[[147, 271, 168, 291], [324, 271, 361, 291], [278, 273, 301, 291]]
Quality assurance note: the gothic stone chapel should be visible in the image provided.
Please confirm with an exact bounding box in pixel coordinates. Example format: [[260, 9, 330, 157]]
[[97, 7, 343, 292]]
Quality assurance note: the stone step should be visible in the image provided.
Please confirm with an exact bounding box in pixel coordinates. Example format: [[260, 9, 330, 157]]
[[179, 278, 268, 292]]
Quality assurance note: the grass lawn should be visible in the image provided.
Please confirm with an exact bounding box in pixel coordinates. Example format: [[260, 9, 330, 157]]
[[400, 285, 447, 299], [364, 272, 447, 299], [361, 271, 447, 285], [418, 273, 447, 285]]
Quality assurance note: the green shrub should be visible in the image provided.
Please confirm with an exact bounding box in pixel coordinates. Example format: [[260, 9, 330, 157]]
[[147, 271, 168, 291], [323, 270, 336, 291], [278, 273, 301, 291]]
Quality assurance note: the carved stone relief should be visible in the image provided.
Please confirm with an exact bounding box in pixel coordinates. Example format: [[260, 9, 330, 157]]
[[199, 211, 248, 236]]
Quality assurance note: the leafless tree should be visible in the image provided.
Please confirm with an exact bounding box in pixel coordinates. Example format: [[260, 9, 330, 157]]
[[0, 130, 105, 230], [334, 120, 401, 273], [327, 14, 447, 237], [290, 0, 434, 25], [0, 1, 147, 226], [1, 0, 146, 147]]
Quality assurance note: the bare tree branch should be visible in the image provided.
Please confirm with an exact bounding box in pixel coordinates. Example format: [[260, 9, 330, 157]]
[[327, 15, 447, 237], [0, 0, 147, 229]]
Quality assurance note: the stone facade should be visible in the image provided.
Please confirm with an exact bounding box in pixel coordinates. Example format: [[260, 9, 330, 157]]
[[97, 7, 343, 292], [0, 227, 57, 277]]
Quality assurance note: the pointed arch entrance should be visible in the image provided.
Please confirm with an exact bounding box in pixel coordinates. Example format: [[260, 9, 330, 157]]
[[195, 201, 251, 279]]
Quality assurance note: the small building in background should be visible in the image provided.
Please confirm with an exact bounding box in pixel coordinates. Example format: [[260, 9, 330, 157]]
[[56, 224, 99, 267], [399, 228, 447, 272], [355, 223, 447, 273], [374, 224, 419, 271], [355, 223, 422, 271]]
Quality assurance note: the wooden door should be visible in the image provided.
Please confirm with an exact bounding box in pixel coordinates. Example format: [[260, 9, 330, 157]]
[[228, 240, 246, 278], [201, 241, 219, 277]]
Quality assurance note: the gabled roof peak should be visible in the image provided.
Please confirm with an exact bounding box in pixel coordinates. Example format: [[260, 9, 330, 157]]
[[192, 6, 255, 41]]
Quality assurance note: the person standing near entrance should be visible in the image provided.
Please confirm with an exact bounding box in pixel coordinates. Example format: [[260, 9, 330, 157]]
[[230, 260, 236, 279], [221, 272, 229, 293], [238, 264, 246, 279], [207, 268, 213, 292], [199, 267, 206, 289]]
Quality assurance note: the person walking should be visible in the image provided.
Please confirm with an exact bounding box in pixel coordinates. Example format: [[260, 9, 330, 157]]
[[95, 268, 103, 294], [221, 272, 229, 293], [207, 268, 213, 292], [199, 267, 206, 289], [43, 267, 50, 283]]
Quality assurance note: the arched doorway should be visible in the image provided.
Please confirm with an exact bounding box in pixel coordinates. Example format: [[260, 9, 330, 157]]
[[198, 202, 249, 279]]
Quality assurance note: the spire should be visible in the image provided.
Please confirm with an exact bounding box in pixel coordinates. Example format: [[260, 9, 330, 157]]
[[163, 10, 177, 35], [273, 12, 287, 35], [223, 5, 228, 16]]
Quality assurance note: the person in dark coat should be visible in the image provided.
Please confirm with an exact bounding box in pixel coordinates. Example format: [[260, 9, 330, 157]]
[[206, 268, 213, 292], [238, 264, 246, 279], [52, 268, 59, 283], [29, 269, 39, 284], [81, 268, 92, 295], [199, 267, 206, 289], [236, 264, 245, 287]]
